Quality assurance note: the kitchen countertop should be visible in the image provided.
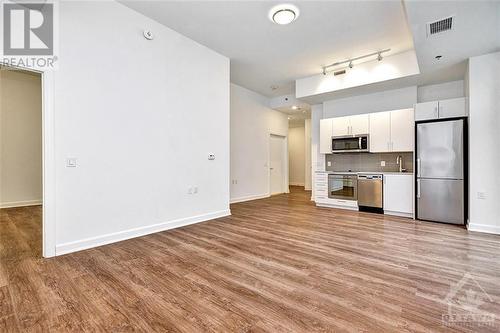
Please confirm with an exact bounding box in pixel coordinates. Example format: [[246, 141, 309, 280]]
[[315, 170, 414, 175]]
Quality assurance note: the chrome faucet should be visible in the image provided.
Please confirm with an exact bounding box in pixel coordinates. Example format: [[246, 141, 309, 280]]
[[396, 155, 405, 173]]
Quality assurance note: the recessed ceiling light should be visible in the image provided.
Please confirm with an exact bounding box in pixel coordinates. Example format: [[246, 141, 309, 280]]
[[269, 4, 300, 25], [435, 55, 443, 60]]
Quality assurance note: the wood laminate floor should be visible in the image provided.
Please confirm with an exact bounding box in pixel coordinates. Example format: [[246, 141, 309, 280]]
[[1, 187, 499, 332]]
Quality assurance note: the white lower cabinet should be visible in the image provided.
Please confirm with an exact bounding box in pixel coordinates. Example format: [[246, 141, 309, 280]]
[[383, 174, 413, 217]]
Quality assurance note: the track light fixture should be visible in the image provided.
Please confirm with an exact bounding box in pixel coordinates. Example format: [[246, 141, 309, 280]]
[[322, 48, 391, 75]]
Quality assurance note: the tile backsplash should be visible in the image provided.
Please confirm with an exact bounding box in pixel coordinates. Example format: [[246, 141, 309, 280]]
[[325, 152, 413, 172]]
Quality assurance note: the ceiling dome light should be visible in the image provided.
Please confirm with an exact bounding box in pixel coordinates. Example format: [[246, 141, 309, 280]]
[[269, 4, 300, 25]]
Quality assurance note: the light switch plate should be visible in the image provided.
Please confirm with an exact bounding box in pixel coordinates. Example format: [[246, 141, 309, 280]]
[[66, 158, 77, 167], [477, 192, 486, 199], [327, 161, 332, 167]]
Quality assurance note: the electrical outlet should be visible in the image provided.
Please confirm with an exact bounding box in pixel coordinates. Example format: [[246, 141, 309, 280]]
[[477, 192, 486, 199], [327, 161, 332, 167], [188, 187, 192, 194], [380, 161, 386, 167], [193, 187, 198, 194]]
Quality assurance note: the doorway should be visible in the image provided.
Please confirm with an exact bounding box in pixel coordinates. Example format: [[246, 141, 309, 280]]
[[269, 134, 287, 195], [0, 66, 43, 257]]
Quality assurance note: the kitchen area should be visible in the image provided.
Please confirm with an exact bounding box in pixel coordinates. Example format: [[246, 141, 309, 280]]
[[314, 96, 467, 225]]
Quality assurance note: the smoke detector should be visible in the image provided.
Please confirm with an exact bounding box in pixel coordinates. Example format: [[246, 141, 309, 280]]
[[427, 16, 454, 37]]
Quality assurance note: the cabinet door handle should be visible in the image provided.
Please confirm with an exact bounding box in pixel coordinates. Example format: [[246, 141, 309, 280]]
[[416, 159, 421, 177], [417, 180, 421, 198]]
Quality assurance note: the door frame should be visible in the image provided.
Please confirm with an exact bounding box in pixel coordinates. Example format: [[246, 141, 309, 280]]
[[2, 64, 56, 258], [268, 133, 289, 195]]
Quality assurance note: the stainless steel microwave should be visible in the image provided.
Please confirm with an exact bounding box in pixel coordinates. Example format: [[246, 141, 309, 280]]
[[331, 134, 369, 153]]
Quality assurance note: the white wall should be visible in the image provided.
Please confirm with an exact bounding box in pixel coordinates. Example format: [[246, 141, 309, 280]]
[[54, 1, 230, 254], [304, 119, 312, 190], [230, 83, 288, 203], [288, 126, 305, 186], [323, 86, 418, 118], [467, 51, 500, 234], [417, 80, 464, 103], [0, 70, 42, 208]]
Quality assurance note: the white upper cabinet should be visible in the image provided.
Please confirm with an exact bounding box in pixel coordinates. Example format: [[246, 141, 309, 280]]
[[415, 101, 438, 121], [369, 109, 414, 152], [369, 111, 391, 152], [331, 116, 350, 137], [349, 114, 369, 135], [390, 108, 414, 152], [438, 97, 467, 119], [319, 119, 333, 154], [320, 109, 414, 154], [415, 97, 467, 121]]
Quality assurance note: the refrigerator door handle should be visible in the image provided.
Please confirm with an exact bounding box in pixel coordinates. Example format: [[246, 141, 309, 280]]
[[417, 179, 421, 198], [417, 158, 421, 177]]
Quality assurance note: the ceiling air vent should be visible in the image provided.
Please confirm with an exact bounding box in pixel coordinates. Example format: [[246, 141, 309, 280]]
[[427, 16, 454, 36]]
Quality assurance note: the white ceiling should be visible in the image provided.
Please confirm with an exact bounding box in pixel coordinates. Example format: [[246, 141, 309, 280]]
[[121, 1, 414, 97], [404, 0, 500, 75]]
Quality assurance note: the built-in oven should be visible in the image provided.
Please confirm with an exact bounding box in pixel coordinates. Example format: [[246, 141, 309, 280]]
[[331, 135, 369, 153], [328, 174, 358, 201]]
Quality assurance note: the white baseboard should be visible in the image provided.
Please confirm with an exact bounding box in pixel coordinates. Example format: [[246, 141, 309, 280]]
[[0, 200, 42, 209], [55, 209, 231, 256], [289, 182, 305, 187], [467, 223, 500, 235], [230, 193, 269, 204]]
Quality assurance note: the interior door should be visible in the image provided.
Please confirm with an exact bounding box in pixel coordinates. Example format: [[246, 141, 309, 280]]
[[270, 135, 285, 195]]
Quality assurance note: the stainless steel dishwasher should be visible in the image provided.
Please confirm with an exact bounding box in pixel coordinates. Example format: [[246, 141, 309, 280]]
[[357, 174, 383, 211]]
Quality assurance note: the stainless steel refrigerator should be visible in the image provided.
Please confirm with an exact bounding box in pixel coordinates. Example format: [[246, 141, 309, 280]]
[[416, 119, 465, 225]]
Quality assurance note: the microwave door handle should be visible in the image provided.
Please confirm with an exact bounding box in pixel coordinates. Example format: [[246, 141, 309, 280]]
[[359, 137, 362, 149]]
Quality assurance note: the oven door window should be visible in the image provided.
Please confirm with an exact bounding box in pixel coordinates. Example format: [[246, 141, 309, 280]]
[[328, 176, 357, 200], [332, 138, 360, 151]]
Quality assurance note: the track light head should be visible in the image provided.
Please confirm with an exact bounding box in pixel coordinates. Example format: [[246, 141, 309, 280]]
[[348, 61, 353, 69], [377, 52, 383, 61]]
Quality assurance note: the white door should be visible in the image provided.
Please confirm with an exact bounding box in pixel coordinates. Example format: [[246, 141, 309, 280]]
[[414, 101, 438, 121], [390, 108, 414, 152], [270, 135, 286, 195], [319, 119, 333, 153], [369, 111, 391, 152], [349, 114, 369, 135], [332, 116, 350, 136]]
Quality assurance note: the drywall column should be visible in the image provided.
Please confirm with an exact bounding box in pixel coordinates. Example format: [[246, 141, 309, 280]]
[[310, 104, 323, 201], [467, 51, 500, 234]]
